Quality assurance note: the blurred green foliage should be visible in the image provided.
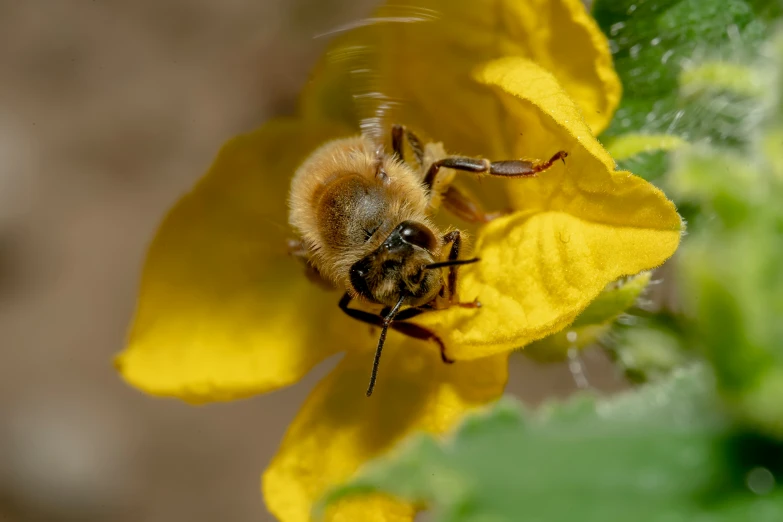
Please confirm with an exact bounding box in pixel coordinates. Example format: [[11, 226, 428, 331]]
[[593, 0, 771, 139], [316, 368, 783, 522], [671, 34, 783, 439], [610, 319, 691, 383], [593, 0, 779, 181], [316, 12, 783, 522]]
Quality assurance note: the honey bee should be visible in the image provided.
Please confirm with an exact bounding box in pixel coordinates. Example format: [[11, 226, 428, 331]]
[[288, 124, 566, 396]]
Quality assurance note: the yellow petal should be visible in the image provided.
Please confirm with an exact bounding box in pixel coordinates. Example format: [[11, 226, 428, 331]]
[[414, 57, 682, 360], [263, 340, 508, 522], [302, 0, 620, 141], [116, 119, 362, 403]]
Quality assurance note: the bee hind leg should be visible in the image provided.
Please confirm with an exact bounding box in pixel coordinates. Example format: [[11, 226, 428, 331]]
[[390, 321, 455, 364], [442, 184, 512, 224], [423, 150, 568, 188]]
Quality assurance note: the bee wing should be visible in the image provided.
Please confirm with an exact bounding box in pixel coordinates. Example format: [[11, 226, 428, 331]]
[[312, 5, 441, 146]]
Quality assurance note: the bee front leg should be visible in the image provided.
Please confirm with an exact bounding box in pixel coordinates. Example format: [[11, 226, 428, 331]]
[[340, 294, 437, 333], [441, 230, 482, 309], [338, 292, 385, 327], [348, 297, 461, 365], [338, 294, 453, 392]]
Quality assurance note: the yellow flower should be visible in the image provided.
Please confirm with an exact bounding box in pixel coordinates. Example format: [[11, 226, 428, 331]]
[[115, 1, 681, 521]]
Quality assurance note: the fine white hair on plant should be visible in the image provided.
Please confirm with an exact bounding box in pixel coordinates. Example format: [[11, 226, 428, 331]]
[[313, 5, 439, 39], [317, 6, 443, 141]]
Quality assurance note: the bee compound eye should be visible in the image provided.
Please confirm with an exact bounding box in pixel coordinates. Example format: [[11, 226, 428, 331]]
[[399, 222, 437, 251]]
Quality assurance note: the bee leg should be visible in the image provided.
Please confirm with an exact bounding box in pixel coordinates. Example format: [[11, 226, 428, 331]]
[[390, 124, 425, 166], [391, 124, 405, 160], [339, 297, 454, 364], [391, 321, 454, 364], [338, 293, 393, 396], [441, 230, 461, 301], [338, 292, 385, 327], [340, 293, 409, 396], [442, 185, 512, 224], [392, 307, 426, 320], [340, 295, 436, 333], [406, 129, 425, 166], [423, 150, 568, 188], [440, 230, 482, 309]]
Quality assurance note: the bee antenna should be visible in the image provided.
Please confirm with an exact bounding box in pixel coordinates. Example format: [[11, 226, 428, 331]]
[[424, 257, 480, 270], [366, 294, 406, 397]]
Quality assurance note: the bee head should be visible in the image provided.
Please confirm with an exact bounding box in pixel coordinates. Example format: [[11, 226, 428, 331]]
[[349, 220, 442, 307]]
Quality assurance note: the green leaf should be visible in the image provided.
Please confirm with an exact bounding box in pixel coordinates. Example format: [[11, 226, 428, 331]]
[[316, 367, 783, 522], [593, 0, 773, 143], [525, 272, 652, 362]]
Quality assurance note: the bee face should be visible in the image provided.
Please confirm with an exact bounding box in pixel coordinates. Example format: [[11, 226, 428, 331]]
[[349, 221, 443, 307]]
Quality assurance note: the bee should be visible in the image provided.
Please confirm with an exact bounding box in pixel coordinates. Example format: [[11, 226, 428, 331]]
[[288, 124, 566, 396]]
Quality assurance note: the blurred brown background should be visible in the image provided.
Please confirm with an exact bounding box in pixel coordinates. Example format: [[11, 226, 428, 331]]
[[0, 1, 624, 521]]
